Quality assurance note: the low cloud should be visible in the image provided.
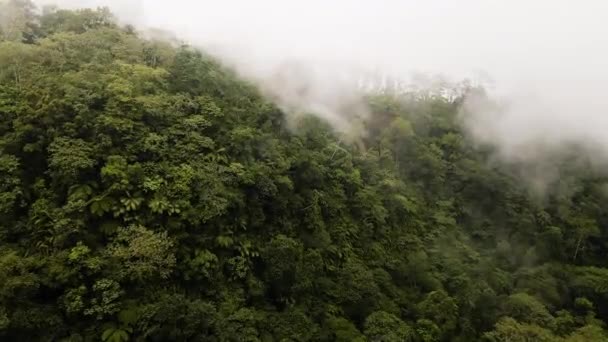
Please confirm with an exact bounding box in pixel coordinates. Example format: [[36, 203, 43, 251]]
[[34, 0, 608, 171]]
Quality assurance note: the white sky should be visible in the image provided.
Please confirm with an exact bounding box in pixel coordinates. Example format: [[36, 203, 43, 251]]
[[37, 0, 607, 79], [34, 0, 608, 162]]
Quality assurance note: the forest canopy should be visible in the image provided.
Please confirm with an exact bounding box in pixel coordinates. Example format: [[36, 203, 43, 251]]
[[1, 1, 608, 341]]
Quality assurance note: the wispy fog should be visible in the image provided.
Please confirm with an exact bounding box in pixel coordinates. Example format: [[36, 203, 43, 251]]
[[34, 0, 608, 168]]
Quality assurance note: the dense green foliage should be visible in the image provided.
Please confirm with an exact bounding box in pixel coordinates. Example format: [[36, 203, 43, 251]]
[[2, 2, 608, 341]]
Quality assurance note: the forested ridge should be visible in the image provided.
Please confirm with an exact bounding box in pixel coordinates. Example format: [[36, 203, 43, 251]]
[[1, 2, 608, 341]]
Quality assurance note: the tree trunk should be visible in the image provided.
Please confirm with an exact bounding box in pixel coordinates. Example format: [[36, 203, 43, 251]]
[[573, 235, 583, 261]]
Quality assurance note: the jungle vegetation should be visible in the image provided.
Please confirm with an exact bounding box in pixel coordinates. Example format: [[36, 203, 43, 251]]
[[1, 1, 608, 341]]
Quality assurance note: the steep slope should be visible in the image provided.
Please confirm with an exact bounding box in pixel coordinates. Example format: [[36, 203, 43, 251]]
[[1, 3, 608, 341]]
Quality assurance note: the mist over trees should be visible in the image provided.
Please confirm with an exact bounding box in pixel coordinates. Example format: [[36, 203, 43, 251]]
[[1, 2, 608, 341]]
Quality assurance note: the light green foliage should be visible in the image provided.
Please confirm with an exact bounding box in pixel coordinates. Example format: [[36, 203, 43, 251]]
[[107, 225, 175, 281], [564, 325, 607, 342], [483, 317, 557, 342], [1, 3, 608, 341], [415, 319, 441, 342], [48, 137, 96, 181], [268, 308, 318, 341], [0, 154, 21, 215], [417, 290, 459, 337], [101, 326, 130, 342], [0, 250, 39, 301], [322, 317, 365, 342], [501, 292, 555, 328], [364, 311, 415, 342], [484, 318, 608, 342], [84, 279, 123, 320], [62, 286, 86, 315]]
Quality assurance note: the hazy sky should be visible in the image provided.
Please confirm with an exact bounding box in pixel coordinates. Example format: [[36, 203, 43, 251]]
[[34, 0, 608, 164], [36, 0, 607, 78]]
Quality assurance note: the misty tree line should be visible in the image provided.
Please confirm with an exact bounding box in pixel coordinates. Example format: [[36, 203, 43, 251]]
[[2, 1, 608, 341]]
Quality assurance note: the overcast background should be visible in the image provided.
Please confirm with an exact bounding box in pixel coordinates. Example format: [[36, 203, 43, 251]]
[[33, 0, 608, 166]]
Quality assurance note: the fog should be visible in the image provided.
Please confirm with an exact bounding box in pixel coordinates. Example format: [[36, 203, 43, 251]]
[[33, 0, 608, 167]]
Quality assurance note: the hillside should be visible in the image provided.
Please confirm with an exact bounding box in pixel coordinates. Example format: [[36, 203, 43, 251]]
[[1, 2, 608, 341]]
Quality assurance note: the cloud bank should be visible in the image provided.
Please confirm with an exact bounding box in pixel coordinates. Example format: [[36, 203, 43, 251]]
[[34, 0, 608, 167]]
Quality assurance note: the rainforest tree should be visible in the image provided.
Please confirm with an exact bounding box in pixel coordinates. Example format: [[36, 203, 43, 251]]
[[1, 2, 608, 341]]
